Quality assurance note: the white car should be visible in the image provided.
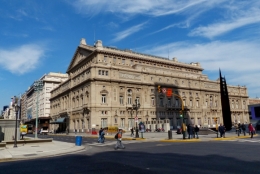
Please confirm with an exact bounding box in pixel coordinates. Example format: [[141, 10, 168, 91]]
[[40, 128, 49, 135]]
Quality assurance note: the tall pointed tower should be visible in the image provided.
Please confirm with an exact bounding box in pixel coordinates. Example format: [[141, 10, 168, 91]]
[[219, 70, 232, 131]]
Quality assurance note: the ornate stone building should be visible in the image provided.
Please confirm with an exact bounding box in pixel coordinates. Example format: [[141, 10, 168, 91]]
[[50, 38, 249, 133]]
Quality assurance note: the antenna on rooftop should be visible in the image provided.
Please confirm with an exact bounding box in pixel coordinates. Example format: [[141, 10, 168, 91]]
[[168, 44, 169, 59], [93, 24, 96, 44]]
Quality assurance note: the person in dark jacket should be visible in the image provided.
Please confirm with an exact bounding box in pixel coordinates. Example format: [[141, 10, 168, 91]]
[[218, 123, 225, 138], [194, 125, 199, 139], [98, 128, 103, 143], [130, 127, 134, 136], [187, 124, 194, 139], [241, 123, 246, 136]]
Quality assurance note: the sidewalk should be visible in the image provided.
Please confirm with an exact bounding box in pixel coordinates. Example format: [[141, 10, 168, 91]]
[[51, 130, 257, 142], [0, 140, 86, 162]]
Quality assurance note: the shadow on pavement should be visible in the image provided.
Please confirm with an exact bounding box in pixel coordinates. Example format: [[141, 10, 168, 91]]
[[0, 144, 260, 174]]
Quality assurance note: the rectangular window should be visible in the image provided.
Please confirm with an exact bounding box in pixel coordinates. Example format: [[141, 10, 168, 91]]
[[160, 98, 163, 107], [175, 99, 179, 107], [120, 96, 124, 105], [190, 100, 193, 107], [101, 94, 106, 103], [168, 98, 171, 106], [101, 118, 107, 127], [121, 118, 125, 127], [130, 60, 133, 65], [102, 70, 105, 75], [113, 57, 116, 63], [98, 70, 101, 75], [122, 59, 125, 64], [106, 71, 108, 76], [196, 100, 199, 107], [136, 97, 140, 104], [128, 96, 132, 104], [104, 55, 107, 62]]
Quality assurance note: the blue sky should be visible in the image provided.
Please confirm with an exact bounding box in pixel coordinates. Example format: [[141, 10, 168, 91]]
[[1, 0, 260, 109]]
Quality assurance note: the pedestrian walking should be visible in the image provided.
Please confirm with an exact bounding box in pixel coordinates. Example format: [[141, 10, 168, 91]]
[[98, 127, 103, 143], [194, 125, 199, 139], [114, 128, 125, 150], [219, 123, 225, 138], [248, 123, 254, 138], [100, 128, 106, 143], [241, 123, 246, 136], [130, 127, 134, 136]]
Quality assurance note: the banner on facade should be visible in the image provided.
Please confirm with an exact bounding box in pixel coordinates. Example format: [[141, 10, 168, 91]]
[[162, 88, 166, 93], [166, 88, 172, 97]]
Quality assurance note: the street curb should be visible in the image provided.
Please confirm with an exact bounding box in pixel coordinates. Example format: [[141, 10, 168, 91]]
[[49, 134, 146, 141], [211, 134, 258, 141], [160, 139, 200, 143], [0, 145, 87, 163]]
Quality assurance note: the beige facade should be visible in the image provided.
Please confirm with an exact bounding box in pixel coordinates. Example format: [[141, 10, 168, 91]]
[[50, 38, 249, 133]]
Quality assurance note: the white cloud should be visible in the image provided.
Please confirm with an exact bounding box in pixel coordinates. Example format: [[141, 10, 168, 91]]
[[0, 44, 45, 74], [113, 22, 147, 42], [73, 0, 223, 17], [189, 3, 260, 38], [143, 40, 260, 97]]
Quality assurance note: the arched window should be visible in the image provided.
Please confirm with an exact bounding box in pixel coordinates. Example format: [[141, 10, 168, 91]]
[[127, 89, 132, 104]]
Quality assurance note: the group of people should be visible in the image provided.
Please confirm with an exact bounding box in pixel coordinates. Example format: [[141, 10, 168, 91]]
[[217, 122, 256, 138], [234, 122, 255, 138], [187, 124, 200, 139], [97, 127, 125, 149]]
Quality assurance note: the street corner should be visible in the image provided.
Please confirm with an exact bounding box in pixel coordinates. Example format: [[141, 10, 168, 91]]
[[160, 138, 201, 143], [235, 134, 258, 139]]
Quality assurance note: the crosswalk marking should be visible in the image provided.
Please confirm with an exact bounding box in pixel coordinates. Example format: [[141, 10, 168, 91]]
[[85, 140, 143, 147], [238, 139, 260, 143]]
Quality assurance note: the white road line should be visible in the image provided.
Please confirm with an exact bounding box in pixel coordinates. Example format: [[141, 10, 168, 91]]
[[86, 140, 143, 147], [238, 139, 260, 143]]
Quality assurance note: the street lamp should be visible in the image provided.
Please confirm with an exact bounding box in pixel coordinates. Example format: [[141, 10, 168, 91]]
[[12, 96, 20, 148], [132, 98, 141, 138], [126, 104, 134, 135], [33, 80, 43, 139]]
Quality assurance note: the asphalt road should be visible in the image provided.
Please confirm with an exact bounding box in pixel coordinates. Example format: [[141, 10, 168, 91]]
[[1, 135, 260, 174]]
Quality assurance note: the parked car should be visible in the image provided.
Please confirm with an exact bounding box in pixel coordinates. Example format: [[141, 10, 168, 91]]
[[40, 128, 49, 135]]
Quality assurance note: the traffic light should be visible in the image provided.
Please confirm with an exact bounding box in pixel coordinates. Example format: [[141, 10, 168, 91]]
[[180, 110, 183, 117], [158, 85, 161, 93]]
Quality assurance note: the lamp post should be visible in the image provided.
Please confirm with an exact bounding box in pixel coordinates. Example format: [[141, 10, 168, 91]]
[[33, 80, 43, 139], [12, 96, 20, 148], [133, 98, 141, 138], [126, 104, 134, 133]]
